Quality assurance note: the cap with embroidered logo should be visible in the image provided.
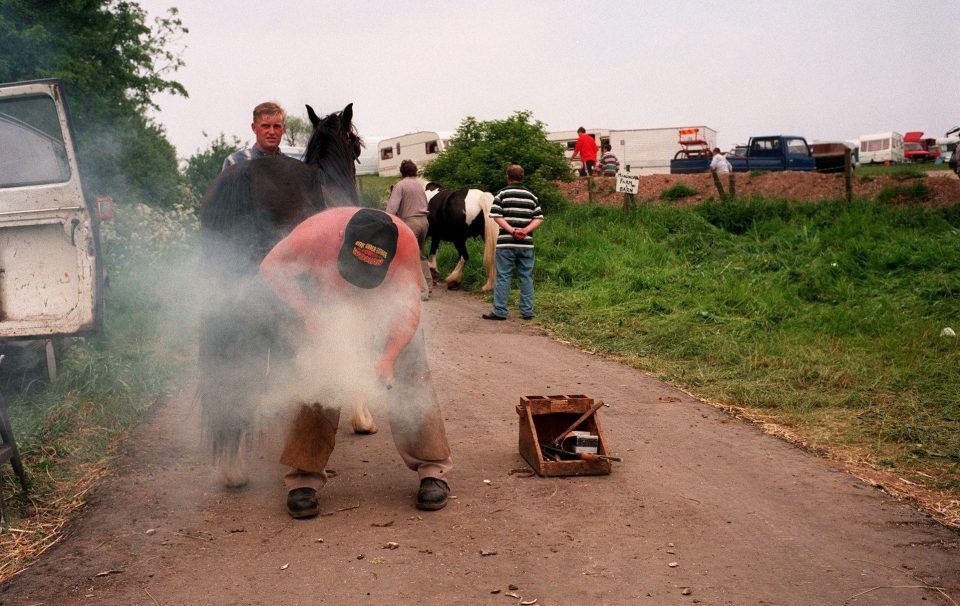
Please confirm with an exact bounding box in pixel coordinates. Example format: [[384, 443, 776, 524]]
[[337, 208, 398, 288]]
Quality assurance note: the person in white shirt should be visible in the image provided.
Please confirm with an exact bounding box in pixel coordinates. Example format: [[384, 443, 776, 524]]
[[709, 147, 733, 174]]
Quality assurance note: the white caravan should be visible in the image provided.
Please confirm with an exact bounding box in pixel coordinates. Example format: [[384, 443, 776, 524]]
[[0, 79, 102, 340], [857, 132, 904, 164], [548, 127, 717, 175], [378, 131, 452, 177], [612, 126, 717, 175]]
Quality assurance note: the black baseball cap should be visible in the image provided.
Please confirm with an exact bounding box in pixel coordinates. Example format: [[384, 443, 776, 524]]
[[337, 208, 398, 289]]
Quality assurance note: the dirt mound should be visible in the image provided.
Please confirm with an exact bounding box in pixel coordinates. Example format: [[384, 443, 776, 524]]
[[556, 171, 960, 207]]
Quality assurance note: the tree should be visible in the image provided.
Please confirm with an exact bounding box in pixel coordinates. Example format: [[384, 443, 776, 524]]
[[0, 1, 189, 207], [284, 115, 311, 147], [183, 133, 243, 202], [422, 111, 572, 211]]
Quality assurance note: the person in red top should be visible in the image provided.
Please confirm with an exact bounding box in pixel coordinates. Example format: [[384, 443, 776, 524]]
[[570, 127, 599, 176], [260, 207, 453, 518]]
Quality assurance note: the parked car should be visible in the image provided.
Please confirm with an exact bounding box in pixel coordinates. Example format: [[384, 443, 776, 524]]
[[670, 135, 816, 174], [903, 131, 933, 163]]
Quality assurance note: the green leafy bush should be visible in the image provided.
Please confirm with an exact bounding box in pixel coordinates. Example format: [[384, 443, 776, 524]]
[[0, 2, 189, 208], [99, 200, 199, 269], [422, 111, 572, 212], [183, 133, 243, 201]]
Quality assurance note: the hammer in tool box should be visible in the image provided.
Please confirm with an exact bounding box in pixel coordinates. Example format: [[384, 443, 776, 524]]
[[550, 400, 607, 447], [542, 400, 623, 462]]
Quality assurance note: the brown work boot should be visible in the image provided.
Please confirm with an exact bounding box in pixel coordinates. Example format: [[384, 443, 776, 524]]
[[286, 487, 319, 519], [416, 478, 449, 511]]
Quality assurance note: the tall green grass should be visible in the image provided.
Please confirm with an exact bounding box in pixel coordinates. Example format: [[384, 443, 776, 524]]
[[453, 198, 960, 490]]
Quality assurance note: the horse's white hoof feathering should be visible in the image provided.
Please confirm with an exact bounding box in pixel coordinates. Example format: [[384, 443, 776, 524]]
[[351, 400, 378, 435], [217, 453, 249, 489]]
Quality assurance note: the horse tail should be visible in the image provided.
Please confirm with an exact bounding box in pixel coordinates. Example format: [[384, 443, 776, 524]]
[[479, 191, 498, 291], [197, 164, 270, 478]]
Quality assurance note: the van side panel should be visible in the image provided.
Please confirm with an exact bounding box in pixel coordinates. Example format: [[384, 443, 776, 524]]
[[0, 222, 96, 332], [0, 79, 100, 338]]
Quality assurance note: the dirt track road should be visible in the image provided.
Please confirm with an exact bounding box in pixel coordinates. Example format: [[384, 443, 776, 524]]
[[2, 288, 958, 605]]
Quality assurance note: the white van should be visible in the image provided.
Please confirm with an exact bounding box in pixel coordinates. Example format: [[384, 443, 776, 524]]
[[0, 79, 102, 340], [858, 132, 904, 165], [378, 131, 452, 177]]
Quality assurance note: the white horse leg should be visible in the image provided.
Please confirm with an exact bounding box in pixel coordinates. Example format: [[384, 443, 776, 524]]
[[427, 255, 439, 284], [351, 397, 378, 434], [444, 257, 466, 289], [216, 441, 249, 488]]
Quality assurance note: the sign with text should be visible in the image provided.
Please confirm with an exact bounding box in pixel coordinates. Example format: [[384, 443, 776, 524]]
[[615, 172, 639, 195]]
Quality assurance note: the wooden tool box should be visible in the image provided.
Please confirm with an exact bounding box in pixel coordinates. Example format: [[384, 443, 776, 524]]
[[516, 394, 612, 476]]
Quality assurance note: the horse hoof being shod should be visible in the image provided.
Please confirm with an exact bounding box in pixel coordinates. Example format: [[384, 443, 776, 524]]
[[350, 396, 378, 434]]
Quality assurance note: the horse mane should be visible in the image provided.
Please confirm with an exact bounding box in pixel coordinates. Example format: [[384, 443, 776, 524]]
[[304, 106, 362, 207]]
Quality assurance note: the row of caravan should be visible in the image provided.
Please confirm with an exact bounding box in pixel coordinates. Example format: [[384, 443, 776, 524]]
[[282, 131, 453, 177], [547, 128, 718, 175], [290, 128, 958, 177], [369, 127, 720, 177]]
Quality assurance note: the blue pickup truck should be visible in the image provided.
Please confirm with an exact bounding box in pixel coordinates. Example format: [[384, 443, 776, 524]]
[[670, 135, 817, 174]]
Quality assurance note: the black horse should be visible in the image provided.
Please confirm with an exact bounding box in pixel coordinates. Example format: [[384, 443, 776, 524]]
[[198, 103, 362, 486], [423, 182, 497, 292]]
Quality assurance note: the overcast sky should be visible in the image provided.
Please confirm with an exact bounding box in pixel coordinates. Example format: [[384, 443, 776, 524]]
[[138, 0, 960, 159]]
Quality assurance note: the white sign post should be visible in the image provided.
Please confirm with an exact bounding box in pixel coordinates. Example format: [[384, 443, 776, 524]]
[[615, 171, 639, 195]]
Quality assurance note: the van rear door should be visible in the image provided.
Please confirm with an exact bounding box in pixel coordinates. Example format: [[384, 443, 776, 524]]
[[0, 79, 101, 338]]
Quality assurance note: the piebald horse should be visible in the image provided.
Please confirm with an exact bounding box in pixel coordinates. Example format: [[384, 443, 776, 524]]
[[423, 182, 498, 292]]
